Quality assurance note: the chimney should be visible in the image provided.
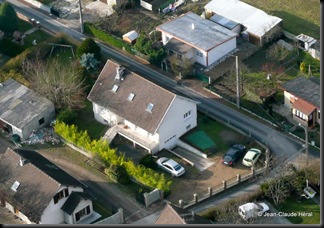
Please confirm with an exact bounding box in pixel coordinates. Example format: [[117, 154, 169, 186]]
[[192, 23, 195, 29], [115, 66, 125, 80], [19, 157, 26, 166]]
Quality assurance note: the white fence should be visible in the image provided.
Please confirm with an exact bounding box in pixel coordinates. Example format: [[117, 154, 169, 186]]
[[144, 188, 164, 207], [94, 208, 124, 224]]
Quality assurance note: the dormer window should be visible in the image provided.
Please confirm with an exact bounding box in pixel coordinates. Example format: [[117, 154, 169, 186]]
[[11, 181, 20, 192], [128, 93, 135, 101], [146, 103, 154, 112], [112, 84, 119, 93]]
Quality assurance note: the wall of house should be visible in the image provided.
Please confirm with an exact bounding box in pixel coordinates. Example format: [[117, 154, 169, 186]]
[[40, 186, 84, 224], [283, 91, 292, 109], [206, 37, 236, 66], [194, 49, 207, 66], [5, 201, 34, 224], [21, 103, 55, 140], [123, 120, 159, 142], [157, 96, 197, 151], [161, 33, 173, 45], [64, 199, 93, 224], [93, 103, 122, 126]]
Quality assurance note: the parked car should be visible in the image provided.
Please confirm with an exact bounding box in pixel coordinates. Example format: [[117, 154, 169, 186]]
[[242, 148, 262, 167], [221, 144, 246, 167], [238, 202, 270, 220], [156, 157, 185, 177]]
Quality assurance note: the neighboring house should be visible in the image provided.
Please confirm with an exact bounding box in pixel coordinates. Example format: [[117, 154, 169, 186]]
[[295, 34, 320, 60], [204, 0, 282, 47], [156, 11, 237, 67], [155, 203, 212, 224], [0, 79, 55, 141], [122, 30, 139, 44], [140, 0, 185, 12], [0, 147, 96, 224], [279, 76, 320, 127], [87, 59, 199, 154]]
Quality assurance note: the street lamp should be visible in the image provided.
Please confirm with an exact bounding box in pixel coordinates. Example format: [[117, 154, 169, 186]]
[[235, 55, 240, 109], [298, 123, 309, 168]]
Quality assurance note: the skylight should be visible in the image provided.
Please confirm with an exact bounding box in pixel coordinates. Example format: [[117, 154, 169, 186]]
[[11, 181, 20, 192], [146, 103, 154, 112], [128, 93, 135, 101], [112, 84, 119, 92]]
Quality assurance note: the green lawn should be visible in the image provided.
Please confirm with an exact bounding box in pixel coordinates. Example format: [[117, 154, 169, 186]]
[[22, 30, 51, 49], [75, 100, 107, 140], [17, 19, 33, 33], [241, 0, 320, 39], [277, 197, 320, 224]]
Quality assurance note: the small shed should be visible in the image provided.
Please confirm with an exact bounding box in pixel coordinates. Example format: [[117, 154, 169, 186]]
[[122, 30, 139, 44]]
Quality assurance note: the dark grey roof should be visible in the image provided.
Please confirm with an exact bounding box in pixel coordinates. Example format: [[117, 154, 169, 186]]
[[155, 203, 212, 224], [0, 147, 84, 223], [87, 60, 176, 134], [281, 76, 320, 108], [210, 14, 239, 30], [164, 38, 193, 54], [0, 79, 54, 129], [61, 191, 93, 215], [156, 11, 237, 51]]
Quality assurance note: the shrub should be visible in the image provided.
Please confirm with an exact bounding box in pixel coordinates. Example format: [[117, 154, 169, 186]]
[[76, 37, 101, 60], [56, 108, 78, 125], [139, 154, 157, 170], [0, 38, 24, 57], [0, 1, 18, 33]]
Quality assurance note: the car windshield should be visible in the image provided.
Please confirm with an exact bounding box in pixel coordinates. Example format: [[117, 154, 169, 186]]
[[244, 158, 252, 162], [174, 164, 182, 171], [223, 156, 232, 162]]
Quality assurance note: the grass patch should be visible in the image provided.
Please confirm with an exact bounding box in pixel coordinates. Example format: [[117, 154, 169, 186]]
[[75, 100, 107, 140], [22, 30, 51, 49], [277, 197, 320, 224], [241, 0, 320, 39], [17, 19, 33, 32]]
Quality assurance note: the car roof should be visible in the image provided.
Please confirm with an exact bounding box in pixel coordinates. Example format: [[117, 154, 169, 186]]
[[226, 147, 242, 156], [162, 158, 178, 167], [244, 149, 261, 159]]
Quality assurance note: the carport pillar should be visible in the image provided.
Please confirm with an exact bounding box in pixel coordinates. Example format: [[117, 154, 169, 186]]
[[251, 167, 255, 176], [179, 199, 184, 208], [222, 180, 227, 190], [237, 174, 241, 183], [193, 193, 198, 204], [118, 208, 124, 223], [133, 141, 136, 148], [208, 187, 212, 197]]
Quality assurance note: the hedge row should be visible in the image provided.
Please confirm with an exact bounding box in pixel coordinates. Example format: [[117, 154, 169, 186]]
[[84, 23, 134, 55], [54, 121, 172, 192]]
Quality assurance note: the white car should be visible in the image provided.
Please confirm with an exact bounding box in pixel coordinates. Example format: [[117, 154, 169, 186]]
[[242, 148, 261, 167], [156, 157, 185, 177], [238, 202, 270, 220]]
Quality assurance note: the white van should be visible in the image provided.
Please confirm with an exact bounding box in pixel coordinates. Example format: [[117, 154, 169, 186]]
[[238, 202, 269, 220]]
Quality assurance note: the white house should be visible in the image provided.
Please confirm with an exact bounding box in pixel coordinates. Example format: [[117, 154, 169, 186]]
[[87, 59, 199, 154], [0, 148, 98, 224], [0, 79, 55, 141], [204, 0, 282, 47], [156, 11, 238, 67]]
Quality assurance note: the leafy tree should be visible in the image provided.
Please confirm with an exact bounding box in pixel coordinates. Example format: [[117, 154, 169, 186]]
[[56, 108, 78, 125], [22, 58, 87, 109], [134, 33, 148, 54], [76, 38, 101, 60], [0, 1, 18, 33]]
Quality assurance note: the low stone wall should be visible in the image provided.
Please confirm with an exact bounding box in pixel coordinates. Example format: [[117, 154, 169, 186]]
[[94, 208, 124, 224]]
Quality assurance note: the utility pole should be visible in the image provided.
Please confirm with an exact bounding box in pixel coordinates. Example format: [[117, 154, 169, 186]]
[[78, 0, 84, 34], [236, 55, 240, 108]]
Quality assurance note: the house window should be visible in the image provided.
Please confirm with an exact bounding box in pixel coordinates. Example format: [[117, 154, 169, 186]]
[[112, 84, 119, 93], [146, 103, 154, 112], [128, 93, 135, 101], [186, 124, 191, 130], [318, 110, 320, 120], [75, 205, 91, 222], [39, 117, 45, 126], [183, 110, 191, 119], [53, 188, 69, 204], [196, 50, 203, 58]]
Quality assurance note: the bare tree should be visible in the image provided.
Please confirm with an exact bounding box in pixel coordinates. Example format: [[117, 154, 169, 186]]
[[266, 43, 291, 62], [22, 58, 86, 110], [169, 55, 194, 78]]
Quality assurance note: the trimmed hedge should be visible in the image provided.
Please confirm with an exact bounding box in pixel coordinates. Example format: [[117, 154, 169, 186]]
[[84, 23, 134, 55]]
